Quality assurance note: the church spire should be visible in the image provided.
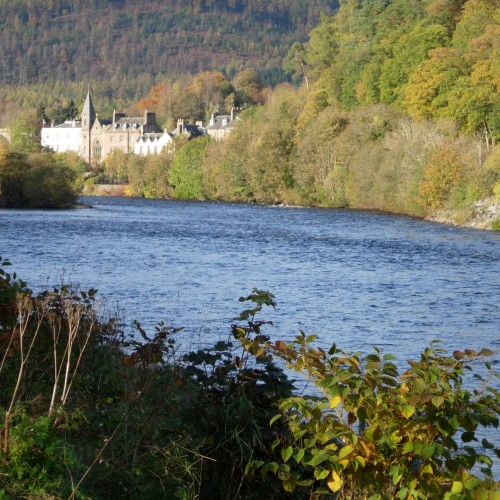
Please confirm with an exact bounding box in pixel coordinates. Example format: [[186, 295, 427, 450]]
[[82, 87, 96, 121]]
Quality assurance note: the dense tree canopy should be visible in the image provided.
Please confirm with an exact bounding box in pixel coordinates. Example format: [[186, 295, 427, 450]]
[[300, 0, 499, 143], [0, 0, 338, 125], [0, 146, 82, 208]]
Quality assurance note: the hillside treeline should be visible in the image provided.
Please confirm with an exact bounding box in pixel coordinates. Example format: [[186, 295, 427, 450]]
[[111, 89, 498, 224], [303, 0, 498, 144], [0, 0, 337, 122]]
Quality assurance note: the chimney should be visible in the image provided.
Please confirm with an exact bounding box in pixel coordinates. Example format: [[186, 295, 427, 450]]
[[177, 118, 184, 133]]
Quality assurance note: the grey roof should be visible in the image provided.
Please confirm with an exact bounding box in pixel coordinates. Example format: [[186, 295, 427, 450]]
[[115, 117, 145, 126], [206, 115, 238, 130], [52, 120, 82, 129], [171, 124, 206, 139], [82, 90, 96, 118]]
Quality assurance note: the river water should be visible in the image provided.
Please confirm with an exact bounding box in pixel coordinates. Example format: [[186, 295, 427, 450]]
[[1, 196, 498, 361]]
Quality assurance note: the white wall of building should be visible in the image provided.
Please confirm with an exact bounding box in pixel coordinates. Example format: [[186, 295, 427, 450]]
[[41, 121, 82, 153], [134, 132, 173, 156]]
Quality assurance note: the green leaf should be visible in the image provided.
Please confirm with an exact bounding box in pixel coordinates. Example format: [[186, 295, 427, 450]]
[[270, 414, 282, 426], [328, 343, 338, 355], [417, 444, 435, 459], [293, 448, 305, 463], [314, 468, 330, 480], [401, 405, 415, 418], [461, 432, 476, 443], [308, 453, 331, 467], [431, 396, 445, 408], [402, 442, 413, 454], [451, 481, 463, 493], [338, 445, 354, 460], [263, 462, 278, 475], [397, 489, 408, 499], [478, 454, 493, 467], [463, 477, 482, 490], [282, 478, 296, 492], [481, 438, 494, 449], [281, 446, 293, 463]]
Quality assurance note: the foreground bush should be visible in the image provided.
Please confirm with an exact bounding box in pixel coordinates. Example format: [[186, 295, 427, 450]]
[[0, 259, 498, 498], [246, 333, 499, 498]]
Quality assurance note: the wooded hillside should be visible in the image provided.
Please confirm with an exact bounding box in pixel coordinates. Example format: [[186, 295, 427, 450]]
[[302, 0, 499, 144], [0, 0, 337, 86]]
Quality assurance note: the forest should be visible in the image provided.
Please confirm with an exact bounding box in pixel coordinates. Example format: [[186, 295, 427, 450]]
[[0, 0, 337, 124]]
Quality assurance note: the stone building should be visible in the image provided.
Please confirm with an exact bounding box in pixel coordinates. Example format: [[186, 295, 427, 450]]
[[41, 89, 166, 164], [80, 90, 163, 164], [205, 108, 240, 141], [40, 90, 224, 163]]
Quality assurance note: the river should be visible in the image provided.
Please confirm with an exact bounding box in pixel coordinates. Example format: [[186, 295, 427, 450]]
[[1, 196, 499, 361]]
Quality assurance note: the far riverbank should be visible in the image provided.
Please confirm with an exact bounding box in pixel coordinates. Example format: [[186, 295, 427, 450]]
[[84, 183, 500, 231]]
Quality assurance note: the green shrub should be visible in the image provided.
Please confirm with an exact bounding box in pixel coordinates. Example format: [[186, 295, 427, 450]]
[[1, 258, 498, 499], [0, 153, 78, 208], [169, 137, 212, 199], [245, 334, 499, 498], [419, 145, 463, 210], [2, 414, 82, 498]]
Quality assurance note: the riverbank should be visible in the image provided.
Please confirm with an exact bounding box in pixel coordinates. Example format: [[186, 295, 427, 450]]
[[83, 183, 500, 231], [426, 197, 500, 230], [1, 256, 498, 498]]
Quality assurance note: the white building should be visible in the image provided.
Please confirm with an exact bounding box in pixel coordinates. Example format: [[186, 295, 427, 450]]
[[134, 132, 174, 156], [41, 120, 82, 153]]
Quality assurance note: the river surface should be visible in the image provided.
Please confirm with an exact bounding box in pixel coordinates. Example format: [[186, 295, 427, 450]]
[[1, 196, 498, 361]]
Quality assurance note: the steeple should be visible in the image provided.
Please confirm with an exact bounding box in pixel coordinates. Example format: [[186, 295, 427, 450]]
[[81, 86, 96, 165], [81, 87, 96, 129]]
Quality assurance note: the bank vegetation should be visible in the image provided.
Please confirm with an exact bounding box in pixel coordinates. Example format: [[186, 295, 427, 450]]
[[0, 257, 498, 498]]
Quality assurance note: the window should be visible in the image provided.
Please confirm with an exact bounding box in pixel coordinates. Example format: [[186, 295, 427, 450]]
[[92, 139, 102, 160]]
